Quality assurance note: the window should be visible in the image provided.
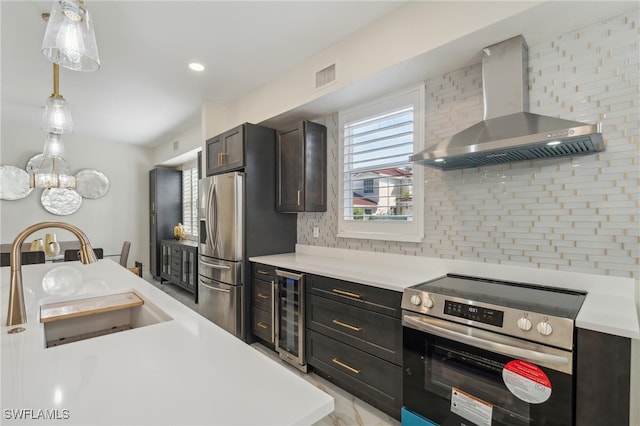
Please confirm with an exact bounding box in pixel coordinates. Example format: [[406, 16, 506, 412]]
[[182, 162, 199, 238], [339, 86, 424, 242]]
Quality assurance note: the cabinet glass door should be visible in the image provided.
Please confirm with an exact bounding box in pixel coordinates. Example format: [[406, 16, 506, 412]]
[[161, 244, 170, 275]]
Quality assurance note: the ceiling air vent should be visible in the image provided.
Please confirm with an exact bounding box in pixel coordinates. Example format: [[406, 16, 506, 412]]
[[315, 64, 336, 89]]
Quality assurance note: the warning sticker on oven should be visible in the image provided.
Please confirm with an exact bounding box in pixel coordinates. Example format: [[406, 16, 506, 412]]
[[502, 360, 552, 404], [450, 387, 493, 426]]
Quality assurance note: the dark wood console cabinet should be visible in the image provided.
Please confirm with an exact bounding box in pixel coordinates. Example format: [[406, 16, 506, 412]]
[[160, 240, 198, 303], [149, 168, 182, 279]]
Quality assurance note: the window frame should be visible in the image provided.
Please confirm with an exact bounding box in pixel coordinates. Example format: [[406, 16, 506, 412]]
[[338, 85, 425, 243], [181, 161, 199, 239]]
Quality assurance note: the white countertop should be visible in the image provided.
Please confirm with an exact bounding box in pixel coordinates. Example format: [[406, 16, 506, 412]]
[[0, 260, 333, 425], [251, 244, 640, 340]]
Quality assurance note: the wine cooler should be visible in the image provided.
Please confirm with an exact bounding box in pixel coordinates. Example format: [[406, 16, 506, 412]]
[[274, 269, 307, 372]]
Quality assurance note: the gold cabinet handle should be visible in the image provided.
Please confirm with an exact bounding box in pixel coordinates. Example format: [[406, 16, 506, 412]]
[[217, 152, 228, 166], [332, 288, 361, 299], [257, 293, 269, 299], [257, 322, 269, 329], [297, 190, 301, 206], [332, 319, 362, 332], [257, 270, 270, 275], [331, 357, 361, 374]]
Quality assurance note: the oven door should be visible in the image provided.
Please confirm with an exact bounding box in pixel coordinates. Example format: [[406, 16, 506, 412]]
[[402, 313, 575, 426]]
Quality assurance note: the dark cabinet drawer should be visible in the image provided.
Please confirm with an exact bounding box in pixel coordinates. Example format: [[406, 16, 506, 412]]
[[307, 274, 402, 318], [307, 295, 401, 365], [252, 263, 275, 282], [252, 277, 273, 311], [252, 307, 273, 344], [307, 329, 401, 416]]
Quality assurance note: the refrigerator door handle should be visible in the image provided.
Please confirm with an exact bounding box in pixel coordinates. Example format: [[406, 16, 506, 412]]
[[200, 281, 231, 294], [199, 258, 231, 270], [205, 180, 216, 253]]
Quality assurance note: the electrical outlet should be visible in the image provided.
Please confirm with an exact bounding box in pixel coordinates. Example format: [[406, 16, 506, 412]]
[[313, 227, 319, 238]]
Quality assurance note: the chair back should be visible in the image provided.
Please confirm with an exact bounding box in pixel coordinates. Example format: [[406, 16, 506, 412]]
[[120, 241, 131, 267], [64, 248, 104, 261], [0, 251, 46, 267]]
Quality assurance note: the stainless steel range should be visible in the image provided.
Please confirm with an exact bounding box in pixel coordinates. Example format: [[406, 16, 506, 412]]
[[401, 274, 586, 426]]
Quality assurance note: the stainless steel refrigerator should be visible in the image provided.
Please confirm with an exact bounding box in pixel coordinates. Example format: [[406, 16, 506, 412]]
[[198, 172, 244, 336], [197, 123, 297, 341]]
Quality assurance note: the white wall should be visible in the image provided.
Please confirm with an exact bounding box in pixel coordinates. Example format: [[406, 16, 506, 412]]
[[0, 124, 152, 269], [201, 1, 544, 140], [151, 124, 202, 167]]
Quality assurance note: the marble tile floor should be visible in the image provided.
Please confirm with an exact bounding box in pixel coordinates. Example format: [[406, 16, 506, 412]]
[[144, 275, 400, 426], [145, 275, 198, 311]]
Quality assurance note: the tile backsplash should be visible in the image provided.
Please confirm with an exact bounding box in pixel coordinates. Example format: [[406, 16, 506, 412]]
[[298, 10, 639, 279]]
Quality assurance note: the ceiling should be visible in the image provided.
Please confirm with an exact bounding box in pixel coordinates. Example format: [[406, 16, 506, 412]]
[[2, 1, 637, 151], [1, 0, 405, 147]]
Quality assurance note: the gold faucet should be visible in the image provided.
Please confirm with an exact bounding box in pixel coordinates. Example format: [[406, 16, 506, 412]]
[[6, 222, 98, 331]]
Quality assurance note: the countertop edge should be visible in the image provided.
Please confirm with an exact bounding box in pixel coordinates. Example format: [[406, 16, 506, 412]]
[[250, 246, 640, 340]]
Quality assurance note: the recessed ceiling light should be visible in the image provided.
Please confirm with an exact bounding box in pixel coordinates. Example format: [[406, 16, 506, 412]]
[[188, 62, 205, 72]]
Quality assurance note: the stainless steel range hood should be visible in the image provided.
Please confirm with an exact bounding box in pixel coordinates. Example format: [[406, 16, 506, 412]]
[[411, 35, 604, 170]]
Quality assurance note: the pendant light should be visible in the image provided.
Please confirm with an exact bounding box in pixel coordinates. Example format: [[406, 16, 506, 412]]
[[30, 133, 76, 189], [41, 0, 100, 72], [41, 63, 74, 134], [31, 65, 76, 189]]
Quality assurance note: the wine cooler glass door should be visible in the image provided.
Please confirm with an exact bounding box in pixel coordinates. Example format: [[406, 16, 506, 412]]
[[275, 270, 306, 371]]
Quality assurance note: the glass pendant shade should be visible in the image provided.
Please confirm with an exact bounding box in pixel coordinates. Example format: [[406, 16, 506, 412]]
[[31, 134, 76, 189], [42, 0, 100, 72], [41, 95, 75, 134]]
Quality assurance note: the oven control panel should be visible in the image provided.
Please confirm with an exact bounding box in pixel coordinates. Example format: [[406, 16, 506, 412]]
[[402, 288, 576, 350], [444, 300, 504, 327]]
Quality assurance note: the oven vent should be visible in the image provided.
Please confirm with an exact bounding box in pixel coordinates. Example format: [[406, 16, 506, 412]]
[[438, 137, 600, 169], [315, 64, 336, 89]]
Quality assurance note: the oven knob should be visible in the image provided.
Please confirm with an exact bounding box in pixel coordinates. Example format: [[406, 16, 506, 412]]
[[537, 321, 553, 336], [517, 317, 532, 331], [423, 298, 434, 309], [410, 295, 422, 306]]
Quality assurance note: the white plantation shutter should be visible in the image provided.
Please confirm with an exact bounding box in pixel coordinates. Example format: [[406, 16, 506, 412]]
[[338, 86, 424, 242], [343, 105, 414, 221], [182, 165, 198, 237]]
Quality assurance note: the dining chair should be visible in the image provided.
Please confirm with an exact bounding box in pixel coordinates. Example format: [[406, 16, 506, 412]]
[[0, 251, 46, 267], [118, 241, 142, 277], [119, 241, 131, 267], [63, 248, 104, 261]]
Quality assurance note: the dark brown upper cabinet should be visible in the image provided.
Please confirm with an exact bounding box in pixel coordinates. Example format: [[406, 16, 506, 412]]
[[276, 121, 327, 213], [205, 124, 244, 176]]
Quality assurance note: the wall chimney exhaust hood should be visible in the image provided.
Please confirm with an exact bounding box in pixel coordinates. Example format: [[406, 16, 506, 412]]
[[411, 35, 604, 170]]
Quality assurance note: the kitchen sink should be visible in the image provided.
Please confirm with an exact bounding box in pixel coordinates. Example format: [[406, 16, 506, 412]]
[[41, 291, 172, 348]]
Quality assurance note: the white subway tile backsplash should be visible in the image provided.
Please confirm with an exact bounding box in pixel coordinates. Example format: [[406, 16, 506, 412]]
[[297, 10, 639, 279]]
